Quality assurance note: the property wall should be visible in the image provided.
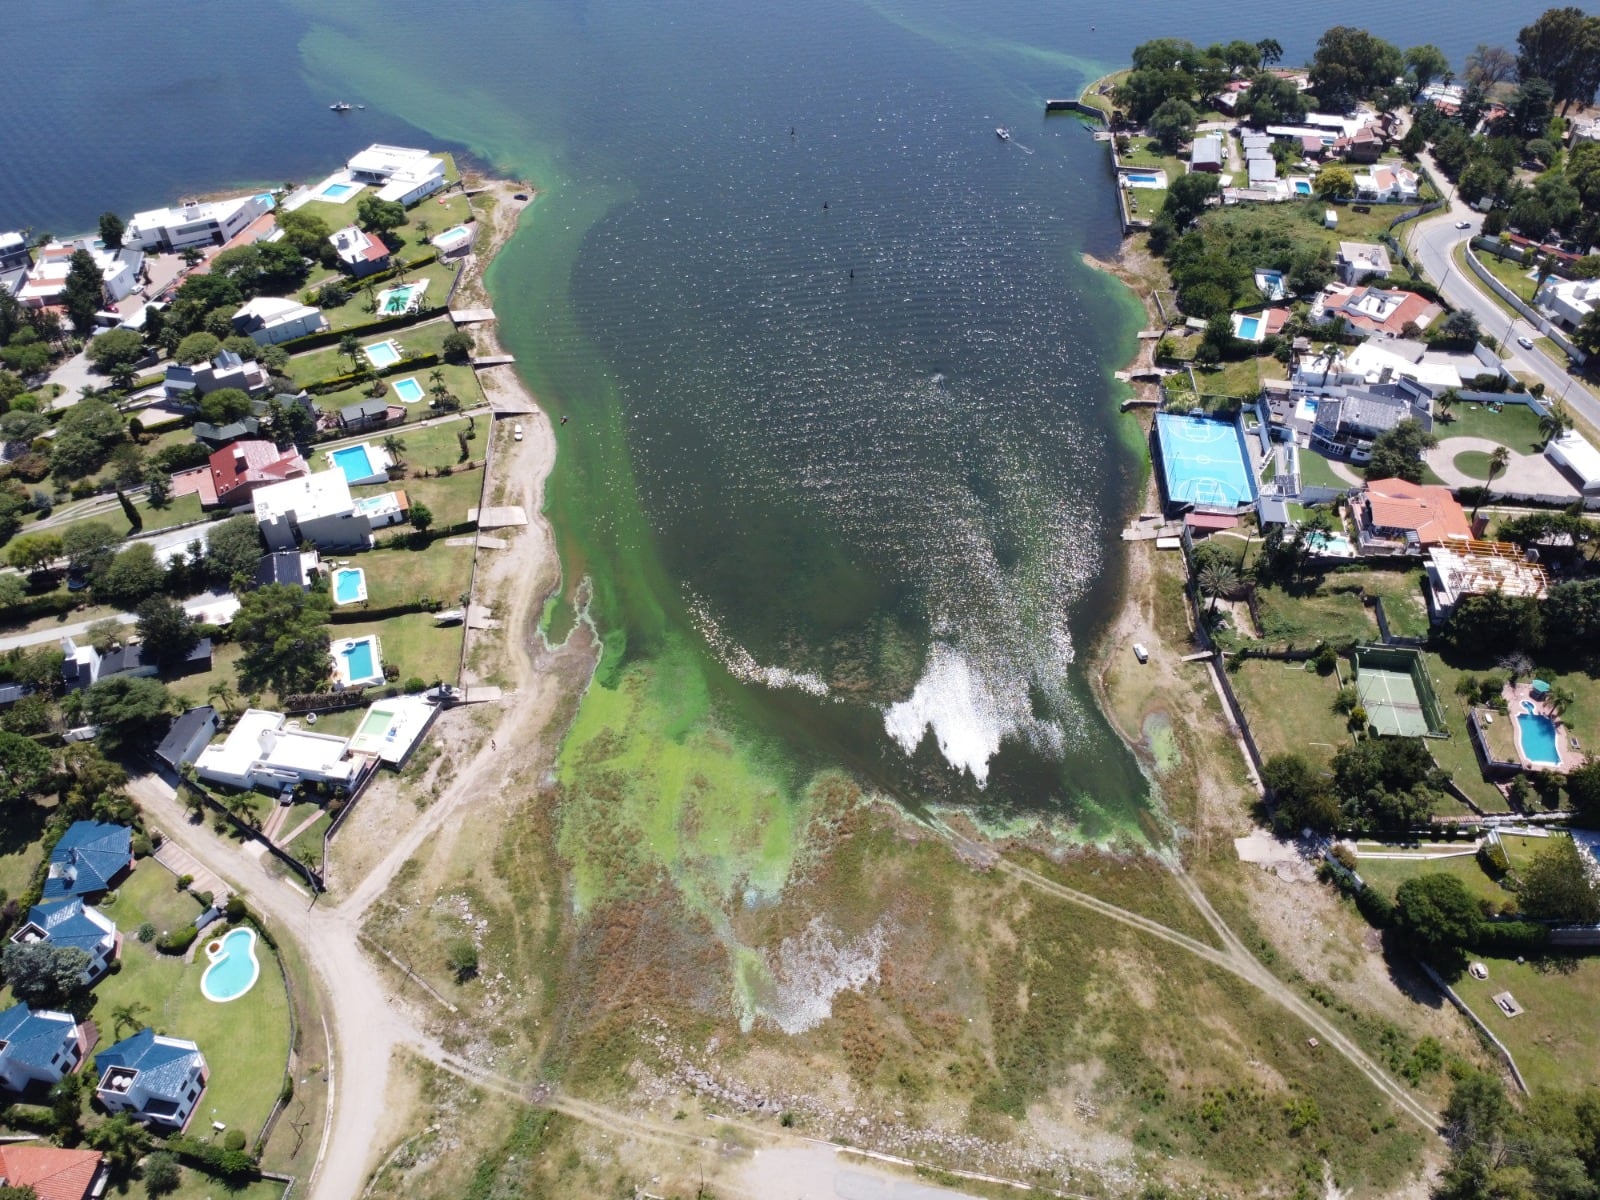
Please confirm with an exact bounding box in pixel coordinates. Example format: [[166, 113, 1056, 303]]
[[1465, 240, 1587, 364]]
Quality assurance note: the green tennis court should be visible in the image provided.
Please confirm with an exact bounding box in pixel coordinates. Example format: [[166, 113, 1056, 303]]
[[1352, 645, 1446, 738]]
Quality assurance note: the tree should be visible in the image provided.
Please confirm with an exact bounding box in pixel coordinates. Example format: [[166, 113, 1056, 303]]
[[85, 1112, 151, 1179], [380, 434, 407, 466], [6, 530, 62, 573], [145, 467, 171, 509], [1241, 73, 1310, 126], [86, 676, 175, 756], [356, 194, 407, 235], [1464, 43, 1516, 90], [1519, 835, 1600, 923], [1394, 873, 1482, 950], [1147, 98, 1197, 153], [207, 679, 239, 717], [1404, 45, 1451, 92], [173, 331, 221, 365], [0, 942, 92, 1007], [61, 522, 120, 572], [1286, 246, 1333, 295], [1567, 757, 1600, 820], [1256, 38, 1282, 69], [1573, 307, 1600, 357], [85, 327, 145, 375], [442, 331, 475, 364], [1539, 400, 1574, 445], [0, 729, 53, 814], [1261, 752, 1340, 834], [338, 333, 363, 372], [98, 211, 126, 250], [0, 409, 48, 446], [109, 1000, 150, 1040], [409, 501, 434, 533], [142, 1151, 181, 1198], [197, 386, 253, 426], [92, 543, 165, 608], [1309, 27, 1404, 112], [277, 206, 334, 263], [1475, 446, 1511, 519], [1315, 164, 1356, 200], [205, 514, 265, 587], [233, 584, 332, 696], [136, 596, 200, 669], [61, 249, 105, 334], [1365, 418, 1437, 484], [1516, 7, 1600, 112]]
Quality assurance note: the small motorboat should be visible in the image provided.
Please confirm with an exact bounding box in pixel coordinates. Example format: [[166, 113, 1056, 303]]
[[996, 126, 1010, 140], [330, 101, 352, 112]]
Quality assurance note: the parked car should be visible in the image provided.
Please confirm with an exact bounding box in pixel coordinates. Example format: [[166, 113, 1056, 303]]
[[513, 422, 524, 441]]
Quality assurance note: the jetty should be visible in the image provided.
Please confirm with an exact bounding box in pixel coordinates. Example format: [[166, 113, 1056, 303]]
[[450, 307, 497, 324]]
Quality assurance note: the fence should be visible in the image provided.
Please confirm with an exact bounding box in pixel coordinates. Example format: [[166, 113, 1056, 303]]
[[178, 776, 326, 893], [1417, 959, 1529, 1094], [1464, 240, 1587, 364]]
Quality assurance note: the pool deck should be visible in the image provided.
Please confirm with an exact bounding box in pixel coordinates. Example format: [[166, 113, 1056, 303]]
[[1504, 682, 1576, 772]]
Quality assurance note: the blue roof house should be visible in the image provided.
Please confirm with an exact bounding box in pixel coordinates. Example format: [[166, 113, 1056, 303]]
[[0, 1002, 95, 1093], [42, 823, 133, 900], [94, 1030, 209, 1131], [10, 899, 120, 984]]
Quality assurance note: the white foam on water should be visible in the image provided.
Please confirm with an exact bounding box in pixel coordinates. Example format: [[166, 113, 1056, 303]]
[[688, 594, 831, 697], [882, 643, 1005, 786]]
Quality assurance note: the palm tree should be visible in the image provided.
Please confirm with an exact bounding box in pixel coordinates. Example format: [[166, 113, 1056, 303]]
[[109, 1001, 149, 1039], [381, 434, 407, 466], [1435, 388, 1459, 424], [1474, 446, 1510, 520], [338, 333, 363, 372], [86, 1113, 150, 1179], [416, 218, 432, 241], [428, 367, 445, 387], [207, 679, 238, 716], [1198, 560, 1240, 617], [1539, 400, 1574, 446]]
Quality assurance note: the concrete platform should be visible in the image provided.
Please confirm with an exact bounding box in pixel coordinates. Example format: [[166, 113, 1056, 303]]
[[450, 308, 496, 324], [468, 505, 528, 529]]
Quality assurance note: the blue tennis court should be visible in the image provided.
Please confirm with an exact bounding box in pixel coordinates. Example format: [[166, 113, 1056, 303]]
[[1155, 412, 1257, 508]]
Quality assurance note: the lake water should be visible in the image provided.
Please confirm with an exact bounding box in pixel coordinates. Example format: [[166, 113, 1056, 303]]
[[1, 1, 1530, 901]]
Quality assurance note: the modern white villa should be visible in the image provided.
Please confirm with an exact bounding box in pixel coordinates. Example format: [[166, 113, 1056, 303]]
[[253, 470, 374, 552], [193, 708, 363, 793], [124, 194, 274, 253], [232, 295, 327, 345], [346, 144, 448, 205], [1536, 276, 1599, 333]]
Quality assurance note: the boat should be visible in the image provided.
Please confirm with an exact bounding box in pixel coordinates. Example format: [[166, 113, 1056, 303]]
[[995, 126, 1010, 140], [330, 101, 352, 112]]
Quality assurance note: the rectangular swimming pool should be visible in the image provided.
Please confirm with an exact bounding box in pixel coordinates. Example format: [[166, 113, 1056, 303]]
[[392, 376, 424, 403], [1155, 412, 1258, 508], [365, 340, 402, 368], [321, 182, 356, 199], [331, 445, 375, 482], [333, 567, 367, 605], [338, 637, 382, 686], [1236, 316, 1260, 339]]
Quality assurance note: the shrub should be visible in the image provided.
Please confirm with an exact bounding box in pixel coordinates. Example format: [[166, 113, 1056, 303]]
[[225, 895, 247, 921], [403, 676, 426, 693], [137, 922, 156, 944], [143, 1150, 180, 1197], [194, 890, 214, 910], [156, 925, 198, 955], [176, 873, 193, 891], [223, 1129, 246, 1152], [447, 939, 479, 982], [131, 833, 153, 858], [1314, 644, 1338, 676]]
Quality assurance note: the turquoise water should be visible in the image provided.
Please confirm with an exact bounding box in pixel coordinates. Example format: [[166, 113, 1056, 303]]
[[322, 181, 356, 198], [331, 444, 376, 482], [1294, 180, 1312, 195], [202, 928, 258, 1002], [381, 284, 417, 313], [364, 341, 401, 368], [1237, 316, 1261, 339], [342, 637, 379, 683], [1156, 412, 1257, 508], [334, 568, 366, 604], [392, 377, 423, 403], [1518, 701, 1560, 764]]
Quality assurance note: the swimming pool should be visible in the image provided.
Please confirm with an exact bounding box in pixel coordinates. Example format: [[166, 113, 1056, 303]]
[[364, 340, 402, 369], [200, 927, 261, 1003], [321, 182, 356, 199], [1307, 530, 1355, 556], [1236, 316, 1260, 339], [392, 376, 424, 403], [1294, 181, 1312, 195], [1127, 173, 1157, 184], [433, 224, 471, 248], [333, 567, 368, 605], [1155, 412, 1257, 508], [330, 444, 378, 485], [337, 636, 384, 688], [1517, 701, 1560, 764]]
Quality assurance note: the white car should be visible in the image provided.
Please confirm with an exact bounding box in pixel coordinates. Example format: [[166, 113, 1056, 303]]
[[1517, 335, 1534, 350], [1454, 220, 1471, 229], [513, 422, 524, 441], [1132, 643, 1150, 664]]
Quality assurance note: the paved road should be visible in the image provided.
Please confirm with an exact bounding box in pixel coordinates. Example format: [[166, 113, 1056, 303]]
[[1404, 155, 1595, 419], [0, 588, 234, 652]]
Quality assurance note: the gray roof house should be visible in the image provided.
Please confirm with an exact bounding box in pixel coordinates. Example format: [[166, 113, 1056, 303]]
[[95, 1029, 208, 1131], [0, 1002, 95, 1094], [62, 636, 214, 691], [1190, 135, 1224, 172], [10, 898, 120, 985], [1308, 385, 1432, 462], [1248, 157, 1278, 185], [155, 706, 219, 771]]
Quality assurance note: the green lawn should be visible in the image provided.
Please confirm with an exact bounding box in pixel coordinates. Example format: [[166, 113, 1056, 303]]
[[332, 613, 464, 687], [168, 643, 250, 712], [0, 797, 50, 900], [1472, 248, 1541, 303], [1297, 449, 1354, 490], [1451, 954, 1600, 1094], [1228, 657, 1353, 766], [1354, 850, 1509, 909], [1201, 199, 1404, 263], [165, 1171, 286, 1200], [1252, 581, 1377, 647], [40, 491, 207, 550], [305, 362, 482, 421], [91, 864, 292, 1138], [1329, 568, 1431, 638], [1420, 653, 1514, 813], [361, 466, 487, 529], [1450, 449, 1496, 480], [286, 317, 459, 388], [312, 260, 464, 332], [343, 543, 475, 609], [1434, 399, 1545, 454], [284, 813, 332, 863], [1192, 355, 1282, 400]]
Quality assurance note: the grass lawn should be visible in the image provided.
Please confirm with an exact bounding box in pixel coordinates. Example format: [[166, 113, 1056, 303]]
[[1329, 567, 1431, 638], [1498, 833, 1549, 873], [313, 260, 464, 332], [1192, 355, 1282, 399], [284, 813, 332, 863], [168, 642, 249, 711], [92, 865, 291, 1138], [1420, 653, 1514, 813], [307, 362, 482, 422], [1354, 850, 1508, 909], [1227, 657, 1352, 765], [332, 613, 463, 687], [1252, 580, 1377, 647], [1297, 449, 1354, 490], [165, 1172, 285, 1200], [1472, 248, 1541, 302], [0, 796, 50, 900], [38, 491, 207, 550], [1452, 954, 1600, 1093], [1202, 199, 1401, 263], [286, 316, 459, 388], [1434, 399, 1545, 454], [359, 466, 487, 529], [345, 542, 475, 608]]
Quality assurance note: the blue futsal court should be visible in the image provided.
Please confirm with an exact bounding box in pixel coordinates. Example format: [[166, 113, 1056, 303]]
[[1155, 412, 1257, 508]]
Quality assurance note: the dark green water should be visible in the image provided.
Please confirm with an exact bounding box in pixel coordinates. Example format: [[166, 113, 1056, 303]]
[[3, 1, 1526, 891]]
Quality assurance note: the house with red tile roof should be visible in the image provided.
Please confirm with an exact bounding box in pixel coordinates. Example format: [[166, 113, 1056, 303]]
[[1353, 478, 1473, 554], [1312, 284, 1441, 338], [0, 1144, 106, 1200], [203, 439, 309, 508]]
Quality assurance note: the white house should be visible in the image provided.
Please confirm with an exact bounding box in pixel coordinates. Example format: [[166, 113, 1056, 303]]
[[124, 194, 273, 253], [10, 898, 120, 985], [1336, 242, 1392, 284], [16, 243, 142, 309], [1546, 430, 1600, 499], [1536, 276, 1600, 333], [346, 145, 447, 206], [1352, 164, 1420, 203], [232, 295, 327, 346], [0, 1002, 94, 1093], [193, 708, 361, 792], [253, 470, 373, 552], [328, 225, 391, 277]]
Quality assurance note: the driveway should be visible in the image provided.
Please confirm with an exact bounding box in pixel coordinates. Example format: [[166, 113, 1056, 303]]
[[1427, 435, 1576, 496]]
